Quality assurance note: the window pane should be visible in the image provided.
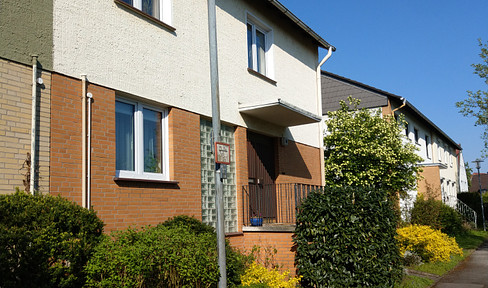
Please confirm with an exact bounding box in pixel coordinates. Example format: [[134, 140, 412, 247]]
[[142, 0, 160, 19], [143, 108, 162, 173], [121, 0, 133, 5], [247, 24, 253, 69], [116, 101, 135, 171], [256, 30, 266, 74]]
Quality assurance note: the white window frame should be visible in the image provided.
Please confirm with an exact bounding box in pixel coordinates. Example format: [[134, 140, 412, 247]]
[[121, 0, 172, 25], [425, 135, 431, 159], [115, 98, 169, 181], [246, 13, 274, 79]]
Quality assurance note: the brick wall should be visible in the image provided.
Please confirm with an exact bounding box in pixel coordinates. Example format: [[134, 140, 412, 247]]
[[275, 140, 321, 186], [228, 231, 297, 274], [50, 73, 202, 231], [0, 58, 50, 194], [418, 165, 442, 200]]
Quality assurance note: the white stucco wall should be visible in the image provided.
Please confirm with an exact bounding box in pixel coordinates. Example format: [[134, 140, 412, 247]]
[[52, 0, 321, 147]]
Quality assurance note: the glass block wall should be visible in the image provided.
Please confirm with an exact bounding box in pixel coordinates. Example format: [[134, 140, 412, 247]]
[[200, 119, 238, 233]]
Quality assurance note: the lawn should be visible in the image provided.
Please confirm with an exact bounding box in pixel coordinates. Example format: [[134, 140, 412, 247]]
[[399, 230, 488, 287]]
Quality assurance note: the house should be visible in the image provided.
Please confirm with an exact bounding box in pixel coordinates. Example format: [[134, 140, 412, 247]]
[[0, 0, 335, 272], [470, 173, 488, 193], [321, 71, 463, 211]]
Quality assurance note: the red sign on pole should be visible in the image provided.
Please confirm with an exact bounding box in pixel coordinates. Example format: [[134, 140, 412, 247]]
[[215, 142, 230, 164]]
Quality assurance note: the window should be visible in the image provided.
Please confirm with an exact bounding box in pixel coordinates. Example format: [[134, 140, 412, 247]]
[[247, 15, 273, 78], [425, 135, 431, 159], [120, 0, 172, 25], [414, 128, 419, 143], [115, 99, 169, 181], [405, 123, 409, 138]]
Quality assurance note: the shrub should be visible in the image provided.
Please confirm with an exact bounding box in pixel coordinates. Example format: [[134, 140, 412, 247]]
[[396, 225, 463, 263], [410, 196, 464, 236], [240, 262, 301, 288], [160, 215, 252, 287], [458, 192, 488, 229], [85, 225, 220, 287], [294, 187, 403, 287], [0, 189, 104, 288]]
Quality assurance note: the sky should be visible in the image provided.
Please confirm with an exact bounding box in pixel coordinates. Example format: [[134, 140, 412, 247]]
[[279, 0, 488, 173]]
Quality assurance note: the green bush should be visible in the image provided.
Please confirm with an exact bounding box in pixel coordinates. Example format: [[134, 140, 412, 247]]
[[0, 190, 104, 288], [160, 215, 253, 287], [86, 216, 252, 288], [458, 192, 488, 229], [85, 225, 220, 287], [294, 187, 403, 287], [410, 196, 464, 236]]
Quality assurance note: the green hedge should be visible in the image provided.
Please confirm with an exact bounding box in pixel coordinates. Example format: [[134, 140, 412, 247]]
[[0, 190, 104, 287], [294, 187, 402, 287], [86, 216, 252, 288], [458, 192, 488, 229]]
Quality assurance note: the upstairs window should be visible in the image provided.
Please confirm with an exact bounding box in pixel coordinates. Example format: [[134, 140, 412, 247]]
[[115, 99, 169, 181], [425, 135, 431, 159], [120, 0, 172, 25], [414, 128, 419, 144], [247, 14, 274, 78]]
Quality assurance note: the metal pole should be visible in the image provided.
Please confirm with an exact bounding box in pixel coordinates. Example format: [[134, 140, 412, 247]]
[[207, 0, 226, 286], [474, 159, 486, 231]]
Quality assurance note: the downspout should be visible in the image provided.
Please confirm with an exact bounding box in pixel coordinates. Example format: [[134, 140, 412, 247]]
[[30, 55, 38, 194], [392, 97, 406, 114], [87, 92, 93, 209], [317, 47, 333, 186], [81, 75, 87, 208]]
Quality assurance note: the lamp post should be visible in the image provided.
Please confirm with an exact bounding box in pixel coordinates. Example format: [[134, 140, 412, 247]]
[[473, 159, 486, 231]]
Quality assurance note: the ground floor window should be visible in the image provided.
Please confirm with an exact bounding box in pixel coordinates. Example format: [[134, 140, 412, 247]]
[[115, 98, 169, 181], [200, 119, 237, 233]]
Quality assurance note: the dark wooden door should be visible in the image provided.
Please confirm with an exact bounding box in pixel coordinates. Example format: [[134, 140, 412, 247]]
[[247, 132, 276, 221]]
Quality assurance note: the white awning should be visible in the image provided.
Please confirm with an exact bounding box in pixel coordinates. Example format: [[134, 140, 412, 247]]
[[239, 99, 321, 127]]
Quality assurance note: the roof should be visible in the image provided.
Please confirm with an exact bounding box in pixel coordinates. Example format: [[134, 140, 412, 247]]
[[321, 71, 462, 150], [265, 0, 335, 51], [470, 173, 488, 192]]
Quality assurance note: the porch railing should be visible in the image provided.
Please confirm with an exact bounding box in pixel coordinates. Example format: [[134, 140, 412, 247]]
[[456, 198, 477, 226], [242, 183, 323, 226]]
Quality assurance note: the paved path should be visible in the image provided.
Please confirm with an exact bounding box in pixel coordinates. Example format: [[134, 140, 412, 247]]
[[432, 240, 488, 288]]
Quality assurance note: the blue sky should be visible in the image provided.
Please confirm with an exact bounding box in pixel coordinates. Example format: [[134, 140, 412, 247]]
[[279, 0, 488, 173]]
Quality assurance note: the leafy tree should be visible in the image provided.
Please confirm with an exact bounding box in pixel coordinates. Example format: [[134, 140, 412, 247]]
[[323, 97, 423, 198], [465, 161, 473, 189], [456, 39, 488, 156]]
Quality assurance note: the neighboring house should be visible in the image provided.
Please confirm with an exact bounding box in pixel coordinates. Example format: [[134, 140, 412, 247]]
[[470, 173, 488, 193], [0, 0, 335, 271], [458, 149, 469, 193], [321, 71, 462, 211]]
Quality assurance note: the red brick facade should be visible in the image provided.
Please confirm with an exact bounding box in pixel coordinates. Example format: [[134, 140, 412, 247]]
[[50, 73, 202, 231]]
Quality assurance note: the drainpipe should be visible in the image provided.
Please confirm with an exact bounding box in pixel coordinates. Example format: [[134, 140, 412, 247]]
[[87, 92, 93, 209], [30, 55, 38, 194], [392, 97, 406, 114], [317, 47, 333, 186], [81, 75, 87, 208]]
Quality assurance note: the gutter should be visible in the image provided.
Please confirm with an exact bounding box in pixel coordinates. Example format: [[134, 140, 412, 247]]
[[81, 75, 87, 208], [30, 55, 39, 194]]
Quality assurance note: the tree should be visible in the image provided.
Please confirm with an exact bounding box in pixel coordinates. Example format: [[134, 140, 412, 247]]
[[323, 97, 423, 198], [456, 39, 488, 156]]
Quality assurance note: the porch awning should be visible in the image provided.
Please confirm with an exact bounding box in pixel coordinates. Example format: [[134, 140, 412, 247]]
[[238, 98, 322, 127]]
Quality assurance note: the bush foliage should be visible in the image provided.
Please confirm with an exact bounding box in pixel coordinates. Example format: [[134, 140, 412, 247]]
[[396, 225, 463, 263], [0, 190, 104, 288], [85, 215, 251, 288], [240, 262, 301, 288], [410, 195, 464, 236], [294, 187, 403, 287]]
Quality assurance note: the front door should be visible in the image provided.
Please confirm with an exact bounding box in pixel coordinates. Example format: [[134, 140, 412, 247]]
[[247, 132, 276, 222]]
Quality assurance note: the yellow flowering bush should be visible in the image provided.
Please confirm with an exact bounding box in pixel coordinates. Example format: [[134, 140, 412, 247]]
[[240, 262, 301, 288], [396, 224, 463, 263]]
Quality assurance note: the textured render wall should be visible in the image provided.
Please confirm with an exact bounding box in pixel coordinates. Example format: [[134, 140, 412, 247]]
[[52, 0, 321, 148], [50, 73, 202, 231], [0, 59, 51, 194], [0, 0, 53, 69]]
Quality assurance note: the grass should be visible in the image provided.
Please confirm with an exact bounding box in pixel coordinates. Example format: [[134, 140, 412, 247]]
[[395, 275, 433, 288], [398, 229, 488, 287]]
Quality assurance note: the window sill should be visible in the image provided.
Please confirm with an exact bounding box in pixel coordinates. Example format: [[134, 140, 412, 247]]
[[247, 68, 277, 85], [113, 176, 179, 185], [115, 0, 176, 32]]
